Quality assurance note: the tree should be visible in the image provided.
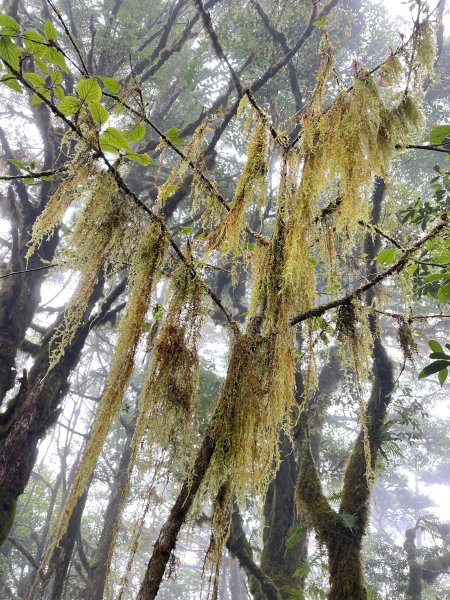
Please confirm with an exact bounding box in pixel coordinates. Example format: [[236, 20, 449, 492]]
[[0, 0, 449, 598]]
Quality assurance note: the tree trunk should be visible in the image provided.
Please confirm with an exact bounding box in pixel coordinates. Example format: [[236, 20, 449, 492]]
[[0, 276, 123, 546], [327, 534, 367, 600], [82, 419, 135, 600], [136, 432, 216, 600], [260, 433, 306, 599], [38, 488, 89, 600]]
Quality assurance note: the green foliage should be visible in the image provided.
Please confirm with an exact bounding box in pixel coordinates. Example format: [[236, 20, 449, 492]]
[[165, 126, 185, 145], [285, 522, 307, 553], [76, 78, 102, 103], [419, 340, 450, 385]]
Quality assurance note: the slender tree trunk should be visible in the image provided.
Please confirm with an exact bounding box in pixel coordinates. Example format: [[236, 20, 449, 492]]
[[38, 488, 89, 600], [82, 418, 136, 600], [136, 432, 215, 600], [259, 433, 306, 599]]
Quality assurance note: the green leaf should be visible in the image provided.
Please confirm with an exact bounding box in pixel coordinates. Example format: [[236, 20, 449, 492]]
[[376, 247, 398, 265], [35, 58, 50, 73], [1, 75, 22, 93], [23, 177, 35, 184], [0, 37, 22, 70], [88, 101, 109, 125], [44, 19, 58, 41], [31, 90, 50, 104], [438, 368, 448, 386], [437, 283, 450, 304], [0, 14, 20, 35], [23, 31, 48, 58], [429, 125, 450, 145], [98, 76, 120, 93], [313, 15, 327, 27], [180, 226, 194, 234], [419, 360, 450, 379], [124, 152, 153, 166], [76, 78, 102, 103], [8, 158, 25, 169], [158, 184, 178, 201], [58, 95, 81, 116], [24, 72, 46, 88], [152, 304, 164, 323], [126, 122, 146, 142], [340, 512, 357, 532], [429, 340, 444, 353], [47, 48, 68, 72], [51, 70, 63, 85], [99, 127, 130, 153], [285, 522, 307, 552], [165, 127, 185, 145], [424, 273, 445, 283], [429, 352, 450, 360]]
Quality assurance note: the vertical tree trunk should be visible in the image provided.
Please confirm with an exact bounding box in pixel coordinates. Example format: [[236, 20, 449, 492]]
[[82, 418, 135, 600]]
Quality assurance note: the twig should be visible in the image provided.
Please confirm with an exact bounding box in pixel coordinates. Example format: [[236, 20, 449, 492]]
[[290, 214, 448, 326], [0, 167, 68, 181], [0, 263, 59, 280], [45, 0, 90, 76]]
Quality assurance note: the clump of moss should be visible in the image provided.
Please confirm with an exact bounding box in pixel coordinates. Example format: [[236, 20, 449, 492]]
[[135, 244, 206, 457], [397, 317, 418, 364], [48, 172, 139, 368], [415, 20, 437, 77]]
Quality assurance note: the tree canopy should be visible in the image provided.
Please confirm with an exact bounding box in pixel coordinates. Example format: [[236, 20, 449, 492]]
[[0, 0, 449, 599]]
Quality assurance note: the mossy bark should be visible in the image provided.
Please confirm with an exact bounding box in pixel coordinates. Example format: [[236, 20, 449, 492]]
[[38, 487, 90, 600], [227, 504, 282, 600], [0, 277, 118, 547], [259, 433, 306, 599]]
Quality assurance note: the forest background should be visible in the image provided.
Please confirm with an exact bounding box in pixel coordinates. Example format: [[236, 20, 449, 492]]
[[0, 0, 449, 599]]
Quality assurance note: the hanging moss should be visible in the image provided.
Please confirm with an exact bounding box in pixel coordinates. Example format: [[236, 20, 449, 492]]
[[26, 161, 94, 257], [397, 317, 418, 364], [134, 243, 207, 457], [47, 172, 139, 369], [48, 219, 167, 553], [206, 116, 269, 253]]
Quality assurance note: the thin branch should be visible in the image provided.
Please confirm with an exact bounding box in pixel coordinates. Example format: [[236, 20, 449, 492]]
[[398, 144, 450, 153], [373, 309, 450, 320], [45, 0, 90, 76], [0, 263, 59, 281], [245, 89, 286, 149], [359, 221, 405, 250], [290, 214, 449, 326], [0, 167, 68, 181], [8, 538, 43, 577], [192, 0, 243, 96]]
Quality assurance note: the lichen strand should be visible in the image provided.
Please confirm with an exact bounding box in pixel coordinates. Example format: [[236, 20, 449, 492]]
[[206, 117, 268, 253], [336, 301, 374, 484], [48, 172, 137, 369], [415, 20, 437, 78], [49, 219, 167, 548], [26, 161, 94, 257], [135, 245, 206, 457]]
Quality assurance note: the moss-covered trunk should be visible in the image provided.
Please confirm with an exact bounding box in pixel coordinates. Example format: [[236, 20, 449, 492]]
[[38, 487, 89, 600], [327, 534, 367, 600], [0, 277, 119, 547], [259, 432, 306, 599]]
